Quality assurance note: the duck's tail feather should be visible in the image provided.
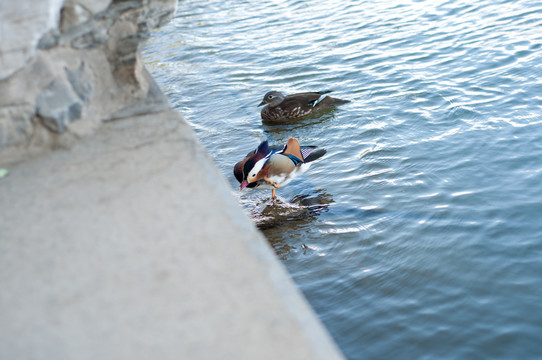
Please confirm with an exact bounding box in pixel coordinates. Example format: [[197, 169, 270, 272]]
[[303, 148, 327, 163]]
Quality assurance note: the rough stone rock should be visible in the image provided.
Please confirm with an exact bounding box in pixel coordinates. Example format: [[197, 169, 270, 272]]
[[75, 0, 112, 15], [65, 62, 92, 102], [0, 0, 64, 80], [35, 80, 82, 133], [0, 0, 177, 159], [60, 2, 92, 33], [106, 67, 170, 121]]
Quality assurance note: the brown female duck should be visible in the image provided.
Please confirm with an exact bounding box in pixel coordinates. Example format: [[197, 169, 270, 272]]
[[258, 90, 350, 122]]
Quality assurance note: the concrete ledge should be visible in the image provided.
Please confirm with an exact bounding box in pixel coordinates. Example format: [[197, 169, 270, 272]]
[[0, 110, 344, 359]]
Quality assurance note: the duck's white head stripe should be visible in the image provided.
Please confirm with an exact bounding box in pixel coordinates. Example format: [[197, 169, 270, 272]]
[[249, 157, 267, 178]]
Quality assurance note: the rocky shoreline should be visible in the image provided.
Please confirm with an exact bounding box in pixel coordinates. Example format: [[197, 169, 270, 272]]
[[1, 0, 174, 163], [0, 1, 344, 359]]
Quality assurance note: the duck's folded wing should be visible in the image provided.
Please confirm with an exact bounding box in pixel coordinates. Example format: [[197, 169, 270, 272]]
[[284, 91, 332, 106]]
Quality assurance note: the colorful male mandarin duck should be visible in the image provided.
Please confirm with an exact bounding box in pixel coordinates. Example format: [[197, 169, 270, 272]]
[[258, 90, 350, 122], [234, 138, 327, 199]]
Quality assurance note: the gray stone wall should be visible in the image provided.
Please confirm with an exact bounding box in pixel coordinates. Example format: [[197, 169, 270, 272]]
[[0, 0, 176, 162]]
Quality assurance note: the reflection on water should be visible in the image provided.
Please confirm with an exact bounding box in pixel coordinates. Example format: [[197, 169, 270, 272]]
[[257, 190, 333, 258], [256, 189, 333, 229], [144, 0, 542, 358]]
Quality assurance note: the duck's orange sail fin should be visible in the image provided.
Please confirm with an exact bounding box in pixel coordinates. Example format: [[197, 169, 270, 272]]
[[282, 138, 304, 163]]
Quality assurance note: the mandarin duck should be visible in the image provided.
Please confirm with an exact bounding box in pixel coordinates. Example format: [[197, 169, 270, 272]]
[[234, 137, 326, 199], [258, 90, 350, 122]]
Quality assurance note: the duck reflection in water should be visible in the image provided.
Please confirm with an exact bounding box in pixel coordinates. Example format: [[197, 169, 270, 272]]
[[252, 189, 333, 259]]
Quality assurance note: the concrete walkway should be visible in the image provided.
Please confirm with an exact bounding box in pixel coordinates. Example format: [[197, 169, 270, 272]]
[[0, 110, 344, 359]]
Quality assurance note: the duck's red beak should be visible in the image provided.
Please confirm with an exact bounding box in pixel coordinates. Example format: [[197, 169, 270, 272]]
[[239, 180, 249, 191]]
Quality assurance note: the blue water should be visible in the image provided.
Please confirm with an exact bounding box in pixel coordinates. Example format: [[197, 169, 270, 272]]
[[143, 0, 542, 358]]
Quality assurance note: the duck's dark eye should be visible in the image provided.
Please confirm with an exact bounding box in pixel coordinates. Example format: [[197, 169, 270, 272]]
[[268, 95, 274, 99]]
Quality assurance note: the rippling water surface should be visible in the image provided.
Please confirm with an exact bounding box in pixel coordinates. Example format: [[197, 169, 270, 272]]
[[143, 0, 542, 358]]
